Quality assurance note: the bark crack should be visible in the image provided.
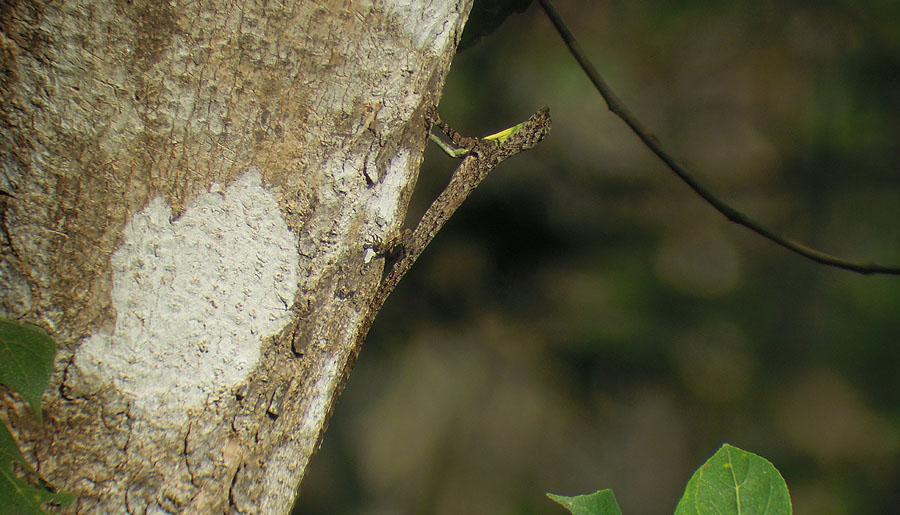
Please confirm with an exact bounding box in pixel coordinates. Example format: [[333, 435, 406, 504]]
[[183, 419, 199, 488], [0, 190, 20, 259]]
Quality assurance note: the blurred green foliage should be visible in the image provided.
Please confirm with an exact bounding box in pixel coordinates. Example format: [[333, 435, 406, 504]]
[[298, 1, 899, 514]]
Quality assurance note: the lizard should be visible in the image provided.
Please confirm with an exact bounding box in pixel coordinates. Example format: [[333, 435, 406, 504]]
[[357, 106, 552, 349]]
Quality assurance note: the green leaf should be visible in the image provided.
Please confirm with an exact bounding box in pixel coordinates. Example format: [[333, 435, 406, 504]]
[[675, 444, 792, 515], [37, 488, 75, 508], [1, 423, 75, 514], [0, 422, 28, 469], [0, 320, 71, 512], [0, 468, 47, 515], [458, 0, 535, 51], [0, 317, 57, 422], [547, 489, 623, 515], [0, 467, 73, 515]]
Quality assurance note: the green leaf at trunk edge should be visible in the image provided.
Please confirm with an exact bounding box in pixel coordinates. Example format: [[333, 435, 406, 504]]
[[0, 317, 57, 422], [0, 467, 73, 515], [0, 422, 28, 469], [675, 444, 792, 515], [547, 489, 623, 515], [1, 422, 75, 514], [0, 468, 47, 515]]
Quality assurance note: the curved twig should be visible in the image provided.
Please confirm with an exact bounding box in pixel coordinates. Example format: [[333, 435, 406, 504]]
[[538, 0, 900, 276]]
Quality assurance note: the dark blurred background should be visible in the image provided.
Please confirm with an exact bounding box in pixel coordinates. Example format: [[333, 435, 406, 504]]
[[297, 1, 900, 513]]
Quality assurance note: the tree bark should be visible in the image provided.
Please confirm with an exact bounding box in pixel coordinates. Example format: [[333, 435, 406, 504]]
[[0, 0, 471, 511]]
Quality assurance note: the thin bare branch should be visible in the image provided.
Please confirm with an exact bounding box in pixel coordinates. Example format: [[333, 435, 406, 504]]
[[538, 0, 900, 276]]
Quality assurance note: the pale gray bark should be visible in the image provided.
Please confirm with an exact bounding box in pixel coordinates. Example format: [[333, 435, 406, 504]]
[[0, 0, 471, 512]]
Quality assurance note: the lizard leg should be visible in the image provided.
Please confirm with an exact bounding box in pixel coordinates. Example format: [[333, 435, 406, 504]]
[[428, 131, 470, 158]]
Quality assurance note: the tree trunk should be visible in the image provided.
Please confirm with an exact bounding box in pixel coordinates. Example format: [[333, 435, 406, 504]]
[[1, 0, 471, 511]]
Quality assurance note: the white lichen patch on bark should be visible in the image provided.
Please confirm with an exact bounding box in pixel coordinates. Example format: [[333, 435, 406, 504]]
[[74, 170, 299, 418], [368, 149, 412, 229], [360, 148, 413, 248], [307, 147, 413, 275]]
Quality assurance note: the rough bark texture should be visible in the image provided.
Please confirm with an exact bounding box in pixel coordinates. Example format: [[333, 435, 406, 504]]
[[0, 0, 471, 512]]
